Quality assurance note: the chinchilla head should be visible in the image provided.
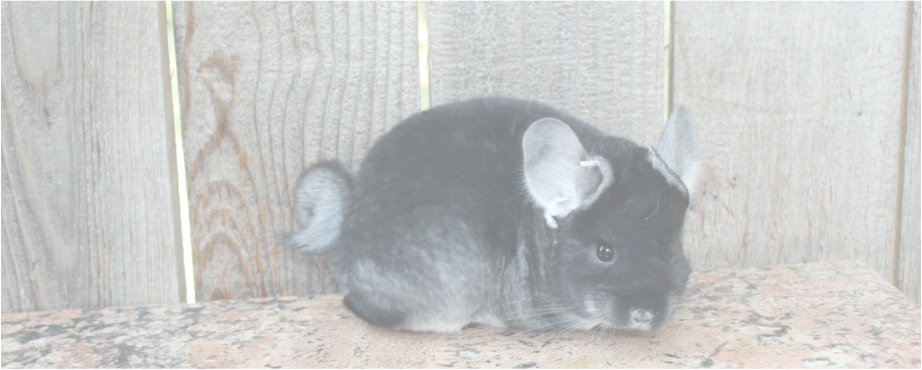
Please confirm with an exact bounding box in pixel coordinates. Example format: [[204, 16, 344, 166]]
[[521, 107, 697, 331]]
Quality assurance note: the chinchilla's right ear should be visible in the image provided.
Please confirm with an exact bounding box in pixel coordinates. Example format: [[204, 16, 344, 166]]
[[522, 118, 612, 229]]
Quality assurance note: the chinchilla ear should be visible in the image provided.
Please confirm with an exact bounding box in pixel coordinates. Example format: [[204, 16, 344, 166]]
[[654, 106, 698, 195], [522, 118, 608, 229]]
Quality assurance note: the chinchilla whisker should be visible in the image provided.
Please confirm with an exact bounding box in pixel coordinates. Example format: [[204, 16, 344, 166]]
[[567, 316, 605, 333], [501, 298, 563, 307], [510, 316, 575, 336], [559, 320, 587, 334], [504, 310, 572, 321], [513, 305, 574, 313], [505, 311, 558, 321], [507, 304, 560, 310], [502, 305, 580, 321], [644, 191, 662, 220], [500, 298, 532, 304], [583, 320, 605, 332], [558, 311, 604, 333], [596, 323, 615, 334]]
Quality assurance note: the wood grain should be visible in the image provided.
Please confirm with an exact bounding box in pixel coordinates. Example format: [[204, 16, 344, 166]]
[[1, 2, 181, 312], [173, 2, 420, 301], [427, 2, 665, 146], [900, 1, 920, 305], [672, 3, 909, 282]]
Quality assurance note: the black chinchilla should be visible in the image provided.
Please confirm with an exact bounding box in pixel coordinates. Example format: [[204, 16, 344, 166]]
[[286, 97, 697, 334]]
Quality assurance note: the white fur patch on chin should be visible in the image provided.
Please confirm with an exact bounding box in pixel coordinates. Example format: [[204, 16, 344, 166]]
[[628, 308, 654, 330]]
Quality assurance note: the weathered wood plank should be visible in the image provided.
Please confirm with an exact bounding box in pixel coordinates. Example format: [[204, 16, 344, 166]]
[[900, 1, 920, 305], [173, 2, 420, 301], [672, 3, 908, 282], [1, 2, 181, 312], [427, 2, 665, 145]]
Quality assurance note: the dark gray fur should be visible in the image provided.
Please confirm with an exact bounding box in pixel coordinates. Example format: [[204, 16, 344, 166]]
[[286, 97, 697, 333]]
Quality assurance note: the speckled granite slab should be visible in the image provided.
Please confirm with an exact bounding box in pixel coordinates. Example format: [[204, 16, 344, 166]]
[[2, 260, 920, 368]]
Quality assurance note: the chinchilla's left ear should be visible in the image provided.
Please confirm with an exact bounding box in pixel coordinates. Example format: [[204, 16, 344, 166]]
[[653, 107, 698, 195], [522, 118, 611, 229]]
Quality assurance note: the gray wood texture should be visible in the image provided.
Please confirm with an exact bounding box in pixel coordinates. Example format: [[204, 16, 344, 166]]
[[672, 2, 910, 286], [427, 2, 666, 146], [900, 1, 920, 305], [172, 2, 420, 302], [1, 2, 181, 312]]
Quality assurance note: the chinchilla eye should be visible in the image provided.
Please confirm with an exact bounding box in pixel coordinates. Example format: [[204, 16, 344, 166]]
[[596, 243, 615, 262]]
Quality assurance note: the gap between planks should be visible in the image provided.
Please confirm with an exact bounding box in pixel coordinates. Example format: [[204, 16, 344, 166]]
[[891, 1, 916, 288]]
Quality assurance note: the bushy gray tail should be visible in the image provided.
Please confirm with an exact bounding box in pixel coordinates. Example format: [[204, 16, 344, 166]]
[[284, 162, 352, 254]]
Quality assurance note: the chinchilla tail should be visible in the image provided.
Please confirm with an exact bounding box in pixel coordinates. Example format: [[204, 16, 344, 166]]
[[283, 162, 353, 254]]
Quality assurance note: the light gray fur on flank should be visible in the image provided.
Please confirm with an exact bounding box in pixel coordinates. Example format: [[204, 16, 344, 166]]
[[347, 217, 499, 333], [288, 166, 350, 254]]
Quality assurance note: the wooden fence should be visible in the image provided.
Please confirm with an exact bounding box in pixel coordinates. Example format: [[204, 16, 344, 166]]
[[3, 2, 919, 313]]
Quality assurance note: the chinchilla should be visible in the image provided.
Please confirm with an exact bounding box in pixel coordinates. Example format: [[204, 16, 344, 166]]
[[285, 97, 697, 334]]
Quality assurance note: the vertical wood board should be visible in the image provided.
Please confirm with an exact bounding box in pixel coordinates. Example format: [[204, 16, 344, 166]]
[[427, 2, 665, 146], [173, 2, 420, 302], [1, 2, 181, 312], [672, 3, 908, 281], [900, 1, 920, 305]]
